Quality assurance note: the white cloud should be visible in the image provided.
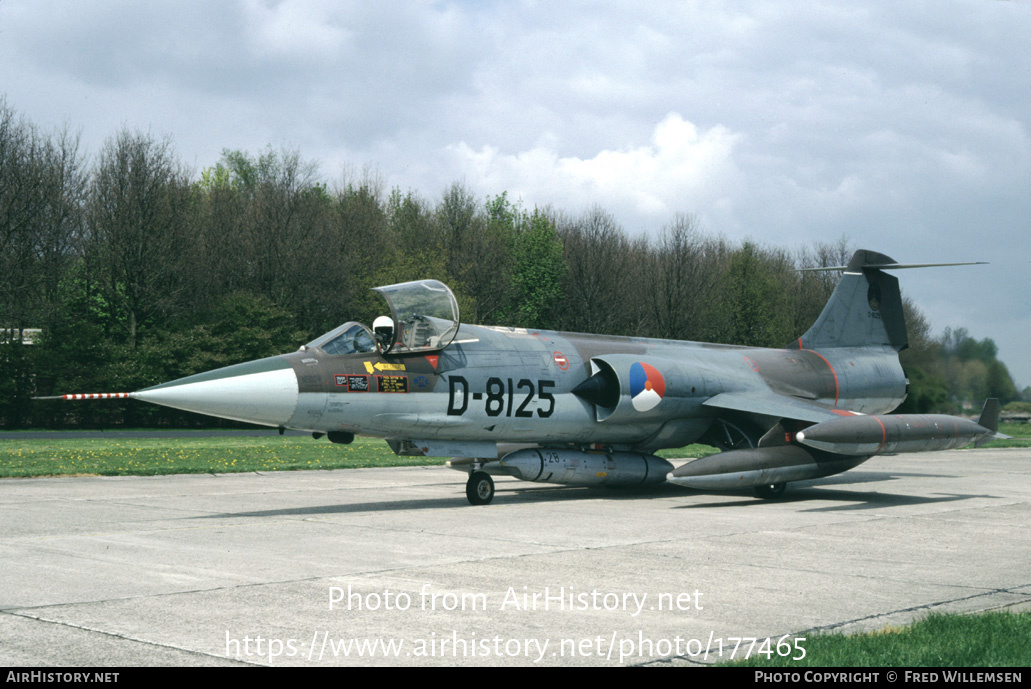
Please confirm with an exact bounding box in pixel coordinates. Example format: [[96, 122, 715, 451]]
[[445, 113, 742, 224]]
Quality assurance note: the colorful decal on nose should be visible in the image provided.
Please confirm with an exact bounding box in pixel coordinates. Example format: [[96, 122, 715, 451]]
[[629, 362, 665, 412]]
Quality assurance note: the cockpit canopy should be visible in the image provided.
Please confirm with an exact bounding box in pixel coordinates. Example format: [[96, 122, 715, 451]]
[[304, 279, 460, 357], [305, 321, 377, 356], [373, 279, 460, 354]]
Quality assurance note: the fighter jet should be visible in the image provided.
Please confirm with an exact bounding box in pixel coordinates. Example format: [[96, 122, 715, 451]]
[[48, 249, 1006, 504]]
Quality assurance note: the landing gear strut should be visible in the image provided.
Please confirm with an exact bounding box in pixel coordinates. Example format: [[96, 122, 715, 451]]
[[466, 471, 495, 505]]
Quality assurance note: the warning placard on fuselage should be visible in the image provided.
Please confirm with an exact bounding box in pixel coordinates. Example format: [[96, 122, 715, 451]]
[[377, 375, 409, 393], [335, 374, 370, 392]]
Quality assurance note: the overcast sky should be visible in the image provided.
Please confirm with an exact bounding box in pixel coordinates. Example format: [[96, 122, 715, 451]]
[[2, 1, 1028, 388]]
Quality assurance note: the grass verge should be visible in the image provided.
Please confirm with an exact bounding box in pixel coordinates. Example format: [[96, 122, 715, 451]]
[[990, 423, 1031, 448], [0, 434, 723, 479], [0, 423, 1023, 479], [0, 435, 445, 478], [724, 611, 1031, 667]]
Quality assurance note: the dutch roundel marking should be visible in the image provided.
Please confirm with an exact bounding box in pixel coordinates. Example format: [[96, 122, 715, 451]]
[[629, 362, 665, 412], [552, 351, 569, 370]]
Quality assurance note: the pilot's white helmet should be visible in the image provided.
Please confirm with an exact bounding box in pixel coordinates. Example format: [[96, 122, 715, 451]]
[[373, 315, 394, 340]]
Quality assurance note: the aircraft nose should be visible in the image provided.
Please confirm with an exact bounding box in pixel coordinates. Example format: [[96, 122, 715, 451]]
[[131, 356, 299, 427]]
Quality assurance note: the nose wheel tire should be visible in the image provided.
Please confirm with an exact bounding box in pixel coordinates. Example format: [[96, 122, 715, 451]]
[[754, 482, 787, 499], [466, 471, 495, 505]]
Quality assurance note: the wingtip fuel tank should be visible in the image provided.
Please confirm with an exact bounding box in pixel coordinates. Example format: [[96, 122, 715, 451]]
[[795, 397, 1009, 456], [795, 413, 1000, 456]]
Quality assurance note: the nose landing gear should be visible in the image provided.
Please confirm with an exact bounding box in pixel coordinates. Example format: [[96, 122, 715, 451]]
[[466, 471, 495, 505]]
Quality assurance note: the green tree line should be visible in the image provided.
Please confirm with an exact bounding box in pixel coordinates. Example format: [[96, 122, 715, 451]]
[[0, 100, 1018, 427]]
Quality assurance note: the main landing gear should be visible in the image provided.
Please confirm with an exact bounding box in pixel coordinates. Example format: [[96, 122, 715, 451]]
[[466, 471, 495, 505]]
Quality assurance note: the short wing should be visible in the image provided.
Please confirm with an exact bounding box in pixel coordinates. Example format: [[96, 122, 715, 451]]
[[702, 391, 855, 424], [701, 391, 863, 449]]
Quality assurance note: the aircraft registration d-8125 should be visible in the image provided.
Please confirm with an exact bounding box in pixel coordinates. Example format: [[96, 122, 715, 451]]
[[50, 250, 1006, 504]]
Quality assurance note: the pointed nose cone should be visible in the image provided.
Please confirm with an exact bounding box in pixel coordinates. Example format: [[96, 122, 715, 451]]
[[131, 356, 298, 427]]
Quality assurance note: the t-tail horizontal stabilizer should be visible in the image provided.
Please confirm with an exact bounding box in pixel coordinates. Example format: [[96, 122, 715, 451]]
[[795, 250, 986, 352]]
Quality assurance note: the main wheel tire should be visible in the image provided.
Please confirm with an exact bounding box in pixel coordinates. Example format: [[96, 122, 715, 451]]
[[466, 471, 495, 505], [754, 482, 787, 499]]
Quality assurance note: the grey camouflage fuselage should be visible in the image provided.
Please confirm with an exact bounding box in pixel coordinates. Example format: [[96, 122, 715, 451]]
[[121, 251, 1002, 504]]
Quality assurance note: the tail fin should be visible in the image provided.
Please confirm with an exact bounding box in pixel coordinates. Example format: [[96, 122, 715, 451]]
[[794, 250, 987, 351], [975, 398, 1012, 446], [797, 250, 908, 351], [977, 398, 1001, 433]]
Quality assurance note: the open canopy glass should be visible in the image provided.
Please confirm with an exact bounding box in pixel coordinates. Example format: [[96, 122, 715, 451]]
[[304, 279, 461, 357], [372, 279, 460, 354]]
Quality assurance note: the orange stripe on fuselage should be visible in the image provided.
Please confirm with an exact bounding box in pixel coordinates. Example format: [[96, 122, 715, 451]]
[[803, 349, 839, 407], [874, 415, 887, 453]]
